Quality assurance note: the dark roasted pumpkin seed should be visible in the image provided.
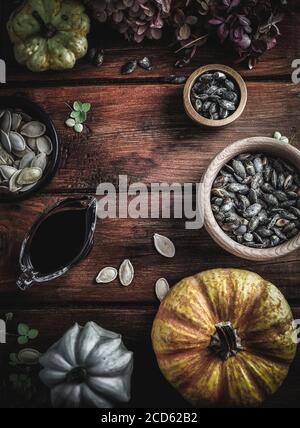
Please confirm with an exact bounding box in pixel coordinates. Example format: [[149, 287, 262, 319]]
[[138, 57, 152, 70], [121, 60, 137, 75]]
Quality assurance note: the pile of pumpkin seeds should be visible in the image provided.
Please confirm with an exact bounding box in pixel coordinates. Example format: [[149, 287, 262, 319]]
[[211, 153, 300, 248], [0, 108, 52, 195], [191, 71, 240, 120]]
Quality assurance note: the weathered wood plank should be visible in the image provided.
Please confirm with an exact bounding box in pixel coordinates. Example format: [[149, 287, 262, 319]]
[[1, 4, 299, 83], [0, 307, 299, 408], [0, 196, 300, 305], [1, 82, 299, 192]]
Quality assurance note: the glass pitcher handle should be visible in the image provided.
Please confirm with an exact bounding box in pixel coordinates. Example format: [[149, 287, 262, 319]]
[[16, 269, 36, 291]]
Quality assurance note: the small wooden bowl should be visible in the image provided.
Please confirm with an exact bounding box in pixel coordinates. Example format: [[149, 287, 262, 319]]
[[202, 137, 300, 261], [184, 64, 247, 127]]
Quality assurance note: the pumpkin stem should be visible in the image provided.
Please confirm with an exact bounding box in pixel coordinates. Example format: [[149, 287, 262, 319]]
[[32, 11, 57, 39], [67, 367, 87, 384], [209, 322, 244, 361]]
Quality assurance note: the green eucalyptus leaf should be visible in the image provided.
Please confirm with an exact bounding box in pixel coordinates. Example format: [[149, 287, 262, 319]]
[[70, 111, 80, 119], [77, 112, 87, 124], [9, 353, 18, 362], [73, 101, 83, 112], [18, 323, 29, 336], [28, 329, 39, 340], [82, 103, 91, 113], [18, 335, 29, 345]]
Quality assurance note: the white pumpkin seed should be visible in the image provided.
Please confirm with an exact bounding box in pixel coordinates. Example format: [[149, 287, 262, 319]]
[[20, 152, 35, 169], [0, 145, 14, 165], [12, 146, 33, 159], [0, 165, 18, 180], [280, 136, 289, 144], [11, 113, 22, 131], [18, 348, 41, 365], [20, 112, 32, 123], [9, 131, 26, 152], [9, 170, 22, 192], [31, 153, 47, 171], [0, 110, 12, 133], [19, 183, 37, 193], [273, 131, 282, 140], [0, 129, 12, 153], [96, 267, 118, 284], [21, 121, 46, 138], [74, 123, 83, 133], [155, 278, 170, 301], [153, 233, 176, 258], [119, 259, 134, 287], [27, 137, 37, 151], [66, 118, 76, 128], [17, 167, 42, 186], [36, 135, 53, 155]]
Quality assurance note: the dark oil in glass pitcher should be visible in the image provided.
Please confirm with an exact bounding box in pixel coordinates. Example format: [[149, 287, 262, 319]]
[[17, 196, 97, 291]]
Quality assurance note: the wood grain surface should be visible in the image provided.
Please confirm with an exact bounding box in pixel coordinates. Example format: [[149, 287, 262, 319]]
[[0, 1, 300, 408]]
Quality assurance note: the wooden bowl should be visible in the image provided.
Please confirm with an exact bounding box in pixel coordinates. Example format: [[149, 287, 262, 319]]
[[202, 137, 300, 261], [184, 64, 247, 127]]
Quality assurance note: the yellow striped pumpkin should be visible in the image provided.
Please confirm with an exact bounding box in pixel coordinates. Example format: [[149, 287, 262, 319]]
[[152, 269, 296, 407]]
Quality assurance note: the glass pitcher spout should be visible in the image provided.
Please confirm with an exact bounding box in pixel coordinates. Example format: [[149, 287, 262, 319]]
[[16, 269, 36, 291]]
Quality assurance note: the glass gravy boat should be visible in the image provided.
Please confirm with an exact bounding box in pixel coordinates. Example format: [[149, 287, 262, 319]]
[[17, 196, 97, 291]]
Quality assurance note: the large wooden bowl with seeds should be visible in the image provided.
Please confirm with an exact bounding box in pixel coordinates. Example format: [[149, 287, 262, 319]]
[[0, 96, 60, 203], [202, 137, 300, 261]]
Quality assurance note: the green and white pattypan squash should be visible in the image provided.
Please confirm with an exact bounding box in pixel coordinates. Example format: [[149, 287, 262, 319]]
[[7, 0, 90, 72], [39, 322, 134, 408]]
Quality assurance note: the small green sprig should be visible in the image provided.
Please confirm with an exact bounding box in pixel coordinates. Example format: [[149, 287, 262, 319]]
[[65, 101, 91, 133], [17, 323, 39, 345]]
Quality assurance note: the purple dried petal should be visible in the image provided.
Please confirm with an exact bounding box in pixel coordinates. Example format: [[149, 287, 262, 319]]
[[151, 14, 164, 29], [223, 0, 241, 10], [218, 23, 230, 42], [209, 17, 225, 26], [233, 27, 243, 40], [237, 34, 251, 50], [267, 37, 277, 50], [238, 15, 251, 26], [244, 25, 252, 34]]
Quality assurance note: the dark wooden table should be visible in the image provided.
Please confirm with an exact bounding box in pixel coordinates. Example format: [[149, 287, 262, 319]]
[[0, 1, 300, 408]]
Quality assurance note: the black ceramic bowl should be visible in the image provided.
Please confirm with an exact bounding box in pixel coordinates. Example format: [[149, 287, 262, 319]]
[[0, 96, 60, 202]]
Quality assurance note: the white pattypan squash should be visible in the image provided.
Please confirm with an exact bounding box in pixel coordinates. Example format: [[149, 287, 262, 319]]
[[39, 322, 134, 408], [7, 0, 90, 72]]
